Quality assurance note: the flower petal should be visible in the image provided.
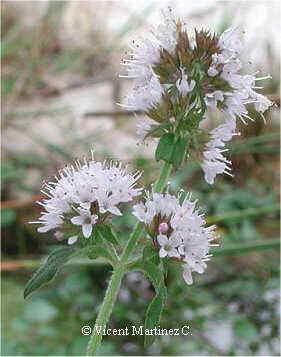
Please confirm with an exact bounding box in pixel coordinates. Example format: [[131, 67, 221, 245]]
[[168, 248, 180, 258], [159, 247, 168, 258], [68, 235, 78, 245], [108, 206, 122, 216], [170, 235, 182, 247], [182, 265, 193, 285], [82, 224, 92, 238], [157, 234, 168, 246], [71, 216, 84, 225]]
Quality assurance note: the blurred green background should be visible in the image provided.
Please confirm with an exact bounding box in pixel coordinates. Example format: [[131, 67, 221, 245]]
[[1, 1, 280, 356]]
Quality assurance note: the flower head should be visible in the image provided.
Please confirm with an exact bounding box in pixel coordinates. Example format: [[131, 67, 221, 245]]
[[121, 8, 273, 184], [133, 191, 218, 285], [30, 153, 142, 244]]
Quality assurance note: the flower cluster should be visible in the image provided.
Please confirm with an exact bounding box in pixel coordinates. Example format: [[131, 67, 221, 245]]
[[31, 155, 142, 244], [121, 8, 273, 184], [133, 191, 217, 284], [200, 118, 238, 184]]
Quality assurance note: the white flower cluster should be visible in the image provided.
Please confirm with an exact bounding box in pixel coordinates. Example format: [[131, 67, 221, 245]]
[[133, 192, 217, 285], [120, 8, 177, 112], [31, 155, 142, 244], [201, 118, 238, 184], [121, 12, 273, 185], [202, 27, 273, 183], [209, 26, 273, 120]]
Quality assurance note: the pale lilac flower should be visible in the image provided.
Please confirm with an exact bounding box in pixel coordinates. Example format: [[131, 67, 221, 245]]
[[68, 235, 78, 245], [176, 68, 196, 96], [71, 209, 98, 238], [218, 26, 244, 57], [206, 26, 273, 124], [158, 222, 169, 234], [207, 66, 219, 77], [182, 264, 193, 285], [31, 154, 142, 243], [157, 234, 181, 258], [152, 7, 177, 53], [120, 8, 177, 118], [201, 119, 237, 184], [136, 117, 157, 141], [253, 92, 273, 113], [133, 192, 217, 285], [205, 90, 224, 109], [122, 75, 163, 111], [201, 155, 232, 185]]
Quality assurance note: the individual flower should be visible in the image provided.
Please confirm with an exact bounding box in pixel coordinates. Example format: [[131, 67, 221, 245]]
[[71, 208, 98, 238], [176, 68, 196, 96], [30, 153, 142, 244], [136, 116, 158, 141], [157, 234, 181, 258], [133, 191, 218, 285]]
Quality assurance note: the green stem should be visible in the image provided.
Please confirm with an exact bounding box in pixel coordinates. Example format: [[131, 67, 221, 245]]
[[120, 222, 144, 263], [86, 160, 173, 355], [154, 161, 173, 193], [86, 266, 124, 356]]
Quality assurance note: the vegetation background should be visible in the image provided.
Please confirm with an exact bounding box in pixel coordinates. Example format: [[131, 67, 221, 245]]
[[1, 1, 280, 355]]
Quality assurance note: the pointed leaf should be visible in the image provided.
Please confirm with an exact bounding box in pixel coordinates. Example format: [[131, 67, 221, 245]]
[[144, 285, 167, 347], [142, 244, 160, 266], [24, 246, 76, 299], [155, 133, 175, 162], [171, 136, 188, 168], [129, 259, 167, 347], [86, 245, 116, 263], [96, 224, 120, 246]]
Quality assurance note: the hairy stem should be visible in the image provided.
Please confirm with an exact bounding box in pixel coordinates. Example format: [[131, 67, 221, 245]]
[[86, 160, 172, 355], [86, 266, 124, 356], [154, 162, 173, 193]]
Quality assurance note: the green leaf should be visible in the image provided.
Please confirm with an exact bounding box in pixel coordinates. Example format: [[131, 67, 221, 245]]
[[144, 285, 167, 347], [155, 133, 187, 168], [155, 133, 175, 162], [86, 245, 115, 263], [142, 244, 160, 266], [171, 136, 187, 168], [24, 246, 76, 299], [130, 260, 167, 347], [96, 224, 120, 246]]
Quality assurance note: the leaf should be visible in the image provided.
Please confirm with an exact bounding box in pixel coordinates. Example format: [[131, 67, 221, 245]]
[[142, 244, 160, 266], [24, 246, 76, 299], [86, 245, 116, 263], [130, 260, 167, 347], [155, 133, 187, 168], [144, 285, 167, 347], [143, 261, 167, 347], [171, 136, 188, 168], [96, 224, 120, 246], [155, 133, 175, 163]]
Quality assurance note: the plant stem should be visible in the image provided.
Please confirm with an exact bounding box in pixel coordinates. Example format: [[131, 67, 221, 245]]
[[86, 160, 172, 355], [154, 162, 173, 193], [86, 266, 124, 356], [120, 222, 144, 263]]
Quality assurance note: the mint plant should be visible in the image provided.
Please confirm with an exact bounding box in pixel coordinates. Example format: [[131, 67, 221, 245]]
[[25, 8, 272, 356]]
